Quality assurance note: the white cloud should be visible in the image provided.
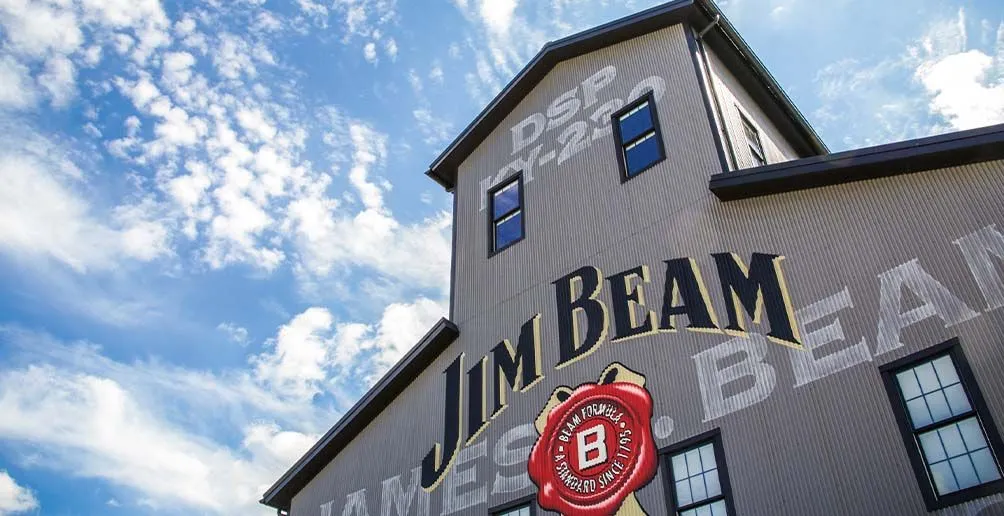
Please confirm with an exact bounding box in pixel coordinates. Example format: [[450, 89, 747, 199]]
[[0, 364, 308, 514], [332, 297, 446, 381], [478, 0, 518, 35], [0, 54, 37, 109], [251, 307, 336, 401], [408, 68, 423, 94], [0, 471, 38, 515], [288, 118, 452, 295], [38, 55, 76, 107], [429, 62, 444, 84], [0, 141, 169, 272], [384, 38, 398, 60], [162, 51, 197, 86], [0, 0, 83, 59], [363, 41, 377, 63], [218, 322, 250, 346], [814, 8, 1004, 147], [0, 322, 347, 513], [917, 49, 1004, 130], [413, 108, 453, 146]]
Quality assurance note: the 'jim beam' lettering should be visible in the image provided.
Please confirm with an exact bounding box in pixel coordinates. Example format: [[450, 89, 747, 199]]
[[421, 252, 802, 492]]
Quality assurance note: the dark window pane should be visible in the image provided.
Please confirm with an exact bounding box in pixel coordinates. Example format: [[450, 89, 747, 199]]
[[494, 211, 523, 250], [618, 101, 654, 143], [749, 145, 766, 167], [624, 132, 662, 176], [492, 181, 520, 220]]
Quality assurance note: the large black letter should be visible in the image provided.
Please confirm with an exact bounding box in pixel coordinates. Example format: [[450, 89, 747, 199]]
[[491, 314, 544, 419], [712, 253, 803, 348], [466, 355, 488, 445], [660, 258, 721, 333], [421, 353, 465, 492], [553, 266, 609, 368], [609, 265, 658, 341]]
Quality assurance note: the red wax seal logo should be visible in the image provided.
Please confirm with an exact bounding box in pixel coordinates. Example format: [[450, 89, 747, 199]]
[[528, 363, 658, 516]]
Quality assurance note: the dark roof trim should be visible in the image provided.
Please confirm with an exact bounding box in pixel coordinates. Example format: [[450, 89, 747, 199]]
[[260, 318, 460, 511], [709, 123, 1004, 201], [426, 0, 825, 190]]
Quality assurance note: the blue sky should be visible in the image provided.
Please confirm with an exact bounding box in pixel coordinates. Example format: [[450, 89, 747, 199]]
[[0, 0, 1001, 514]]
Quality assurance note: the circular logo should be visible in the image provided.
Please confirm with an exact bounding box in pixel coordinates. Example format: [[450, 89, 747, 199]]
[[528, 382, 657, 516]]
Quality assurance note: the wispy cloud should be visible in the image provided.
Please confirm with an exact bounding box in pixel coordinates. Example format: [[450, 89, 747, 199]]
[[813, 8, 1004, 148]]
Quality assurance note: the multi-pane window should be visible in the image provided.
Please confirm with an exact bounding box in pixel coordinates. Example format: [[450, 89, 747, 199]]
[[663, 430, 734, 516], [738, 111, 766, 167], [493, 502, 534, 516], [881, 340, 1004, 510], [612, 92, 666, 180], [487, 175, 524, 254]]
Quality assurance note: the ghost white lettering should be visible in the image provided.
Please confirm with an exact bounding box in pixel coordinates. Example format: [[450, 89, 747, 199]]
[[440, 441, 487, 515], [954, 224, 1004, 311], [381, 467, 429, 516], [492, 424, 535, 495], [875, 259, 978, 355], [789, 288, 871, 387], [694, 333, 776, 421]]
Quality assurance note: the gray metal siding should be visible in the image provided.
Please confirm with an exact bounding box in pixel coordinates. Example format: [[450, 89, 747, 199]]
[[289, 20, 1004, 516], [704, 43, 800, 169], [454, 24, 720, 329]]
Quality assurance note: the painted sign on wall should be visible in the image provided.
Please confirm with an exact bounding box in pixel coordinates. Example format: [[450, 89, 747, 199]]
[[419, 252, 802, 496], [529, 362, 658, 515], [478, 64, 668, 212], [315, 221, 1004, 515]]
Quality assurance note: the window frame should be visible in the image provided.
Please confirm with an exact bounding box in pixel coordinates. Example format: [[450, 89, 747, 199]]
[[489, 494, 537, 516], [879, 338, 1004, 511], [660, 428, 736, 516], [610, 90, 667, 182], [737, 108, 766, 168], [486, 172, 526, 257]]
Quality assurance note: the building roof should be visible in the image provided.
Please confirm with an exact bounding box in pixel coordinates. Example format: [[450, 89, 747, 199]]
[[425, 0, 829, 191], [709, 123, 1004, 200], [260, 318, 459, 512]]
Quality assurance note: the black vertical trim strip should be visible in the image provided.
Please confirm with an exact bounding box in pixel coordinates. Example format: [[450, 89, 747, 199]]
[[878, 338, 1004, 511], [694, 31, 737, 171], [685, 26, 730, 174], [448, 187, 458, 320]]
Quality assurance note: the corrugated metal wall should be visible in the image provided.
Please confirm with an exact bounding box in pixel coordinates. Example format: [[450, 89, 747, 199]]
[[703, 42, 800, 169], [289, 19, 1004, 516]]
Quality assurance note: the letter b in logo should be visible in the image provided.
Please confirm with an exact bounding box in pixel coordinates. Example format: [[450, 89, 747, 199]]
[[576, 424, 608, 470]]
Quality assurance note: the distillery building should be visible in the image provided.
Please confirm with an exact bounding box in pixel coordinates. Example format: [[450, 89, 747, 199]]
[[262, 0, 1004, 514]]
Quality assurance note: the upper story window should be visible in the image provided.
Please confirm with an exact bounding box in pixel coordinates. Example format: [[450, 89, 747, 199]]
[[488, 174, 525, 255], [738, 110, 766, 167], [612, 91, 666, 181], [881, 339, 1004, 510], [662, 429, 735, 516]]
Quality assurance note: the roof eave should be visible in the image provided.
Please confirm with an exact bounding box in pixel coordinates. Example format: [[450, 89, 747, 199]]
[[709, 123, 1004, 200]]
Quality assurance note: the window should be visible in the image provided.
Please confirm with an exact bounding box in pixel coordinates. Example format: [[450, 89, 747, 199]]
[[662, 429, 735, 516], [487, 174, 524, 255], [880, 339, 1004, 510], [611, 91, 666, 180], [490, 497, 535, 516], [738, 110, 766, 167]]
